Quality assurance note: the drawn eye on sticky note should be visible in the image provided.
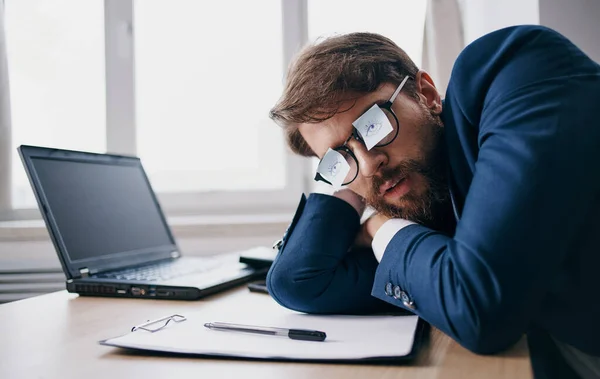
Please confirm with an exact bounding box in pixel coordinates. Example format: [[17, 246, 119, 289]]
[[352, 104, 393, 150], [316, 148, 350, 188]]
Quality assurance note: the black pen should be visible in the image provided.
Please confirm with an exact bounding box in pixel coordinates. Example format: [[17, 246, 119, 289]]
[[204, 322, 327, 342]]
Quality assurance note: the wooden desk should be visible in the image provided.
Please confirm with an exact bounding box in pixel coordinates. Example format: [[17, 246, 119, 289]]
[[0, 288, 533, 379]]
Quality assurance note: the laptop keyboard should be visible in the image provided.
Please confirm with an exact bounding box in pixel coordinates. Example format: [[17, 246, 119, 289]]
[[95, 258, 223, 282]]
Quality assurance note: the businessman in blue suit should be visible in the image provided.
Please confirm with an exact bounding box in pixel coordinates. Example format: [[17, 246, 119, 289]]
[[267, 25, 600, 378]]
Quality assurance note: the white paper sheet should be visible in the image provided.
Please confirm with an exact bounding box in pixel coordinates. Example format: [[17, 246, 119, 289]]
[[102, 295, 420, 361]]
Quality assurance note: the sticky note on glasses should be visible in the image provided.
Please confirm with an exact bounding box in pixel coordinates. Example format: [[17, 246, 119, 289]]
[[352, 104, 393, 150], [316, 148, 351, 188]]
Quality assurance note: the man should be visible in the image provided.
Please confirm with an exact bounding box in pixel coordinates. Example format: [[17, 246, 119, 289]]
[[266, 25, 600, 378]]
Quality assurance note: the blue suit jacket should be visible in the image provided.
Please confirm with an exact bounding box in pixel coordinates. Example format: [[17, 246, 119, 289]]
[[266, 25, 600, 356]]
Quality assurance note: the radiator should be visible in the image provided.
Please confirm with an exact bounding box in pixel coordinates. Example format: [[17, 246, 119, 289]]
[[0, 269, 65, 303]]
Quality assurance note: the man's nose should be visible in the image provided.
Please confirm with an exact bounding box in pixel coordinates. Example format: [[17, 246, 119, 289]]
[[347, 139, 387, 178]]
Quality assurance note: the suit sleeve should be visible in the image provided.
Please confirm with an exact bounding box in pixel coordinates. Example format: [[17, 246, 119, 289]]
[[371, 26, 600, 354], [266, 193, 395, 314]]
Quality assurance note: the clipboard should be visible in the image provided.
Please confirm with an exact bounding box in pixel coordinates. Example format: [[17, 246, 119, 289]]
[[100, 295, 427, 363]]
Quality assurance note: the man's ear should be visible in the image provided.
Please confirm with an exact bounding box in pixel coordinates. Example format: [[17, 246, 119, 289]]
[[415, 70, 442, 115]]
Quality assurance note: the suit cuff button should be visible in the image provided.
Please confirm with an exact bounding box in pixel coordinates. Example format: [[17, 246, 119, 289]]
[[400, 291, 416, 310], [384, 282, 393, 296], [393, 285, 402, 299]]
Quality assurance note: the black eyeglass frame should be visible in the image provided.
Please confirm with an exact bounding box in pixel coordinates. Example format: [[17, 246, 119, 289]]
[[314, 76, 410, 186]]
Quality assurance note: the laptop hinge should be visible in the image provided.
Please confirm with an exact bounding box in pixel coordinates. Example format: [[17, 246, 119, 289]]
[[79, 267, 90, 278]]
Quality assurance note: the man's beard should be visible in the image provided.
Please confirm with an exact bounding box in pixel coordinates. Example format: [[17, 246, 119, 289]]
[[365, 112, 451, 231]]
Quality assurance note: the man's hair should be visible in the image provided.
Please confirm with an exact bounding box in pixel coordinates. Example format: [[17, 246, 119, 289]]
[[269, 32, 420, 157]]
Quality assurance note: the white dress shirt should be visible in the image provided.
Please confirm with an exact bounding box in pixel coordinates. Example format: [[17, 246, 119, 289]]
[[371, 219, 416, 262]]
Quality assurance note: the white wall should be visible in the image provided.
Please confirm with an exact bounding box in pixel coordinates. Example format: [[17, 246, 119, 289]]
[[539, 0, 600, 62], [459, 0, 600, 64], [0, 233, 282, 272], [460, 0, 540, 44], [426, 0, 540, 92]]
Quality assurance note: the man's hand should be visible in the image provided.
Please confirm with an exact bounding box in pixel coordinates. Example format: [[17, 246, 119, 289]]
[[354, 213, 391, 249], [331, 189, 391, 249], [333, 188, 366, 216]]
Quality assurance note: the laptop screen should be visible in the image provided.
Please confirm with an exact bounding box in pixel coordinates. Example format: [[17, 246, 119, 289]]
[[30, 157, 175, 263]]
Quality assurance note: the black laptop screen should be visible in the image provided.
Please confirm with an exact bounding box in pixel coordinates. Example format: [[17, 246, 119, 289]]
[[31, 157, 175, 262]]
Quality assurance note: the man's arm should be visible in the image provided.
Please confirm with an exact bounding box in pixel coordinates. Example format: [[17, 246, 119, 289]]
[[266, 192, 395, 314], [372, 26, 600, 354], [266, 25, 600, 335]]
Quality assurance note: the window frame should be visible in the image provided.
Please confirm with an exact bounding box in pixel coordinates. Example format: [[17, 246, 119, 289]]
[[0, 0, 310, 222]]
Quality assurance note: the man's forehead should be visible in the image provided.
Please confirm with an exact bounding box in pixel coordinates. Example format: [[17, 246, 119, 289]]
[[324, 92, 385, 125], [299, 110, 368, 158], [298, 119, 342, 159], [299, 86, 395, 156], [302, 117, 351, 146]]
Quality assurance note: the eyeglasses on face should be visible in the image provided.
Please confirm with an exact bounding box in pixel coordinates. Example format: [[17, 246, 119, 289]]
[[314, 76, 411, 187]]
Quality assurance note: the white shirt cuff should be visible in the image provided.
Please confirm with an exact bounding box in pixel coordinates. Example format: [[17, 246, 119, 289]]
[[371, 219, 416, 262]]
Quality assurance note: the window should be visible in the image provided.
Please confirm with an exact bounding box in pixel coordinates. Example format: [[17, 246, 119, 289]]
[[308, 0, 427, 65], [134, 0, 286, 193], [5, 0, 106, 209], [0, 0, 427, 221]]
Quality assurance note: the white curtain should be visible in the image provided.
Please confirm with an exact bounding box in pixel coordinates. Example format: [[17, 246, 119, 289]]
[[0, 0, 11, 211], [422, 0, 465, 95]]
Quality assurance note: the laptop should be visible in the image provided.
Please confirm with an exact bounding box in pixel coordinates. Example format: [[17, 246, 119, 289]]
[[18, 145, 270, 300]]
